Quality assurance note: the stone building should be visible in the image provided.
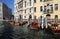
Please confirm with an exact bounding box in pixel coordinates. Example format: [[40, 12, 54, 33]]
[[0, 2, 12, 20]]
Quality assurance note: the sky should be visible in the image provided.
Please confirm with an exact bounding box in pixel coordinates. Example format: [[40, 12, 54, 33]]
[[0, 0, 14, 14]]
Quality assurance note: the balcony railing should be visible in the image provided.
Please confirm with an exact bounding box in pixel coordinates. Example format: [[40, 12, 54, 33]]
[[18, 0, 23, 3], [44, 4, 53, 14]]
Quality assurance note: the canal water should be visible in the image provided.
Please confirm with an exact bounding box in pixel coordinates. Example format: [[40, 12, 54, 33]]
[[0, 21, 60, 39]]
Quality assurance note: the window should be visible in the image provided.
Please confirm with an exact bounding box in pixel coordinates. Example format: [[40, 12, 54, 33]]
[[18, 3, 23, 9], [30, 0, 31, 6], [55, 4, 58, 10], [55, 15, 58, 18], [55, 15, 58, 20], [25, 10, 26, 13], [47, 4, 50, 13], [47, 4, 49, 6], [19, 15, 21, 19], [25, 1, 26, 7], [18, 3, 20, 9], [40, 0, 42, 2], [44, 6, 46, 12], [34, 7, 36, 12], [24, 16, 26, 18], [40, 6, 43, 11], [30, 8, 31, 12], [34, 0, 36, 3], [50, 5, 53, 12], [16, 6, 18, 10], [29, 15, 32, 19]]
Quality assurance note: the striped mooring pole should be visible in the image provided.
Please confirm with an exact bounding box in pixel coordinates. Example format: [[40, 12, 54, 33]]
[[41, 10, 44, 29]]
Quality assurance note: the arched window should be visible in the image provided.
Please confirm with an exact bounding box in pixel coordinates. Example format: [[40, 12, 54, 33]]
[[29, 15, 32, 19]]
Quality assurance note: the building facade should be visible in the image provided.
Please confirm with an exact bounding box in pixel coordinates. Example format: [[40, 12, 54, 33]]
[[14, 0, 34, 21], [34, 0, 60, 20], [14, 0, 60, 20], [0, 2, 12, 20]]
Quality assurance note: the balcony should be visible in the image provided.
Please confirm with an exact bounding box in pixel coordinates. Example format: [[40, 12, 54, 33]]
[[17, 0, 23, 4], [44, 4, 53, 14], [44, 9, 53, 14]]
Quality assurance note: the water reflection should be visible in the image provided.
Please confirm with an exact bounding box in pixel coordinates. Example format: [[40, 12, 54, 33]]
[[0, 21, 60, 39]]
